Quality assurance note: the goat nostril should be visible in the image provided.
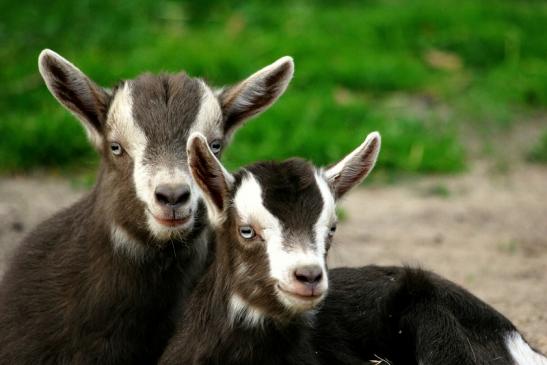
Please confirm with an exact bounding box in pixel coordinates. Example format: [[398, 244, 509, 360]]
[[155, 184, 191, 207], [176, 190, 191, 205], [294, 266, 323, 285], [155, 191, 170, 205]]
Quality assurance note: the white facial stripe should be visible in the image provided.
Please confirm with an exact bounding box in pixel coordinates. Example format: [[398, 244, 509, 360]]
[[110, 82, 150, 207], [314, 171, 337, 253], [233, 173, 286, 284], [234, 173, 280, 231], [190, 81, 223, 137], [108, 83, 150, 210], [107, 84, 158, 248], [107, 82, 147, 159], [506, 332, 547, 365]]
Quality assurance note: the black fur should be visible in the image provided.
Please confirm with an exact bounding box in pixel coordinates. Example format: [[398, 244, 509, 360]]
[[314, 265, 530, 365]]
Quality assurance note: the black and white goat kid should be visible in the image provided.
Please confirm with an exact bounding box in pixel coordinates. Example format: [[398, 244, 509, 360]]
[[0, 50, 294, 364], [159, 131, 382, 365], [159, 131, 545, 365]]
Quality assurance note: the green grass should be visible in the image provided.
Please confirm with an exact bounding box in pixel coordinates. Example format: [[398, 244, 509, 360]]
[[1, 0, 546, 174]]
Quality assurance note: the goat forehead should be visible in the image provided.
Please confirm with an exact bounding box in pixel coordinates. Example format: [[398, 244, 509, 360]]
[[129, 73, 221, 165], [236, 161, 325, 235]]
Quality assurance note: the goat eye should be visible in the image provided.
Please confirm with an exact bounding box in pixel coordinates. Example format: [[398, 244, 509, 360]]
[[239, 226, 255, 240], [209, 140, 222, 155], [110, 142, 123, 156], [328, 224, 337, 237]]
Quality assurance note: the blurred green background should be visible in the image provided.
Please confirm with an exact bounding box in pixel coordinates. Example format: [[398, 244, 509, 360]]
[[1, 0, 546, 178]]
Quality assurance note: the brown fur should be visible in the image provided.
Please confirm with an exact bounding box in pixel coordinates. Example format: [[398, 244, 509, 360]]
[[0, 182, 210, 364]]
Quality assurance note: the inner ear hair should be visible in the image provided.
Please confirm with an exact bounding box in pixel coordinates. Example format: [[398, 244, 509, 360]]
[[325, 132, 381, 199], [38, 49, 110, 149], [187, 133, 234, 215], [219, 56, 294, 136]]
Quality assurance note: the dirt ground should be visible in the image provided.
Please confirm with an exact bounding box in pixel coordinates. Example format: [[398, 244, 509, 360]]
[[0, 163, 546, 353]]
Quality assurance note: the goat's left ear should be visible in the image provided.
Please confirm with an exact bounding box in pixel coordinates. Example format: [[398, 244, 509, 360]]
[[324, 132, 381, 199], [187, 133, 234, 221], [218, 56, 294, 137]]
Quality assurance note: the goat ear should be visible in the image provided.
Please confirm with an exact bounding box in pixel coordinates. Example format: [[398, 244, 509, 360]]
[[187, 133, 234, 220], [38, 49, 110, 149], [218, 56, 294, 137], [324, 132, 381, 199]]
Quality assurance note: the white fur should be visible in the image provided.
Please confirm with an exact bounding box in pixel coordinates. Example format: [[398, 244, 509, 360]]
[[506, 332, 547, 365], [144, 166, 197, 240], [324, 131, 381, 183], [108, 83, 149, 212], [314, 172, 337, 249], [111, 224, 148, 261], [107, 82, 147, 159], [190, 81, 223, 138], [233, 173, 281, 233], [228, 293, 265, 328]]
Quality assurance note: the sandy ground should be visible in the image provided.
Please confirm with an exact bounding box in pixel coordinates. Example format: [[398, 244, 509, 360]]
[[1, 163, 546, 353]]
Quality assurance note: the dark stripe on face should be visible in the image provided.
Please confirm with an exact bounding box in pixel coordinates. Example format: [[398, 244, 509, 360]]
[[131, 73, 203, 166], [241, 158, 324, 246]]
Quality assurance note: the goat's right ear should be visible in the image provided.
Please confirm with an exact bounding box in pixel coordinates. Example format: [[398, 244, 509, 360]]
[[38, 49, 110, 149], [187, 133, 234, 221], [324, 132, 381, 199], [218, 56, 294, 137]]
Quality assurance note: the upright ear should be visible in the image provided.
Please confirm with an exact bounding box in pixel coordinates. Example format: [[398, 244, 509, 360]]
[[218, 56, 294, 136], [187, 132, 235, 222], [38, 49, 110, 149], [324, 132, 381, 199]]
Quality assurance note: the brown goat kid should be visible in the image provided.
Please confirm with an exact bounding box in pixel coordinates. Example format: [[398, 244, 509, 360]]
[[159, 131, 381, 365], [0, 50, 294, 365]]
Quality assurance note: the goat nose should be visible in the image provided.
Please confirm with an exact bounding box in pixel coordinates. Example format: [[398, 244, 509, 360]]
[[294, 265, 323, 286], [154, 184, 191, 208]]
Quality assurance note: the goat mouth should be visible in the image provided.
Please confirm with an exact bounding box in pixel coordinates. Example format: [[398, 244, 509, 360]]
[[152, 214, 191, 228], [276, 284, 324, 301]]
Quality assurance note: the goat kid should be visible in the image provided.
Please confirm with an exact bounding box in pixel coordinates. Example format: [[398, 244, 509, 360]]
[[0, 50, 294, 364], [159, 131, 381, 365], [314, 266, 547, 365]]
